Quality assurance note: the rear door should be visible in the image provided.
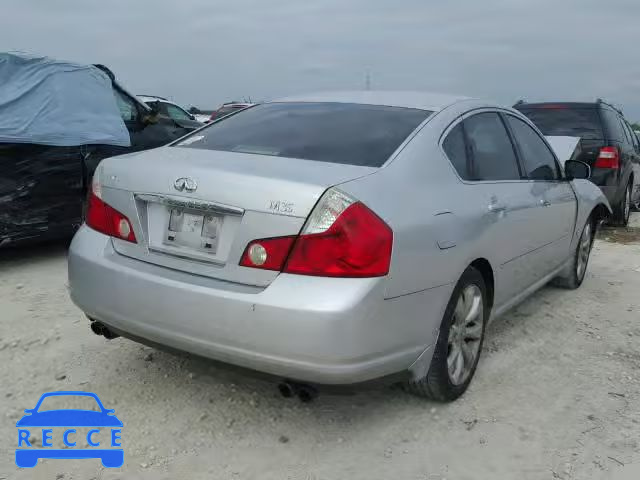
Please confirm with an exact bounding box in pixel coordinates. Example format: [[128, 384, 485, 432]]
[[503, 114, 577, 274], [444, 111, 542, 303]]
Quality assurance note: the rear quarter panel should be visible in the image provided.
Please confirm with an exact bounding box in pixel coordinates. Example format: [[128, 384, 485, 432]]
[[338, 100, 500, 300]]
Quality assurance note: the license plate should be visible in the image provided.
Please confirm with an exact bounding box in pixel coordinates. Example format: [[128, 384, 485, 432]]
[[164, 209, 222, 252]]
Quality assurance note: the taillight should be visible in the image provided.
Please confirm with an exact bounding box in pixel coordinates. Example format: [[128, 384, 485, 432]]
[[595, 146, 620, 169], [85, 178, 137, 243], [239, 189, 393, 278], [239, 236, 296, 271]]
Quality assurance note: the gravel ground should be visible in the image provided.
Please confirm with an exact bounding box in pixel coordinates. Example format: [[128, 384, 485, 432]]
[[1, 214, 639, 480]]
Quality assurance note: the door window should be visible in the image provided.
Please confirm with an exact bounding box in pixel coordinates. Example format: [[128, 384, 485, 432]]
[[506, 115, 560, 181], [114, 90, 140, 123], [463, 112, 521, 181], [166, 103, 193, 121]]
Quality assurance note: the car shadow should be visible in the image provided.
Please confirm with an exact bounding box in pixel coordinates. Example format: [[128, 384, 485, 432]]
[[0, 239, 69, 270]]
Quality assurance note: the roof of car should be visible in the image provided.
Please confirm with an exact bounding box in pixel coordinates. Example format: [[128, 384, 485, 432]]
[[219, 102, 255, 108], [272, 91, 473, 112], [137, 96, 185, 109], [515, 101, 600, 109]]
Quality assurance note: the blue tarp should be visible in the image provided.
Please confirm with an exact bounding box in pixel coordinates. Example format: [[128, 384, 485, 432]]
[[0, 52, 130, 147]]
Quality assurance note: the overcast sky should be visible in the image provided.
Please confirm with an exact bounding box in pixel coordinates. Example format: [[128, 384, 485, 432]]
[[3, 0, 640, 119]]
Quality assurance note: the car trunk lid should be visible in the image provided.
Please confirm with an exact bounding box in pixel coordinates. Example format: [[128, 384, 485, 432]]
[[98, 147, 376, 286]]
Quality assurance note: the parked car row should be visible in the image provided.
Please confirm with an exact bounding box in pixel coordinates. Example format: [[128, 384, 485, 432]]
[[68, 91, 611, 402]]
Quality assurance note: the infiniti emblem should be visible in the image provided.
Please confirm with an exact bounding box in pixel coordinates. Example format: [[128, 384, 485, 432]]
[[174, 177, 197, 193]]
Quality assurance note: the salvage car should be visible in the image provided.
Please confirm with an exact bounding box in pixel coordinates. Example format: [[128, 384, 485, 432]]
[[515, 100, 640, 225], [68, 92, 611, 402], [0, 53, 198, 247]]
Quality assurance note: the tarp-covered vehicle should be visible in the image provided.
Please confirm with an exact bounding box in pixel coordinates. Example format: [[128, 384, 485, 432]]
[[0, 53, 201, 247]]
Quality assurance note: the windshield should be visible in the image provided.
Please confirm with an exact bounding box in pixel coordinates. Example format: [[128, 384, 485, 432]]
[[178, 102, 431, 167], [516, 106, 604, 140]]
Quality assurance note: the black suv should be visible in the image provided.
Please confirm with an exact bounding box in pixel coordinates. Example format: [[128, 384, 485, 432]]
[[514, 100, 640, 225]]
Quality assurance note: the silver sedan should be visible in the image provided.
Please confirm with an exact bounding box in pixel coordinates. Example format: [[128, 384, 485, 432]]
[[68, 91, 610, 401]]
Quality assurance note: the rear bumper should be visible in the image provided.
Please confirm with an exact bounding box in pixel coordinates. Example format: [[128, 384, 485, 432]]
[[68, 227, 447, 384]]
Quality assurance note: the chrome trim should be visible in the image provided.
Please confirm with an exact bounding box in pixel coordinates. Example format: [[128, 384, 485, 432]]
[[135, 193, 244, 216], [146, 245, 226, 267]]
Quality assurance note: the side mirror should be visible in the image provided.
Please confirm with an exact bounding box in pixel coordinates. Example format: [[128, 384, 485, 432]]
[[565, 160, 591, 180]]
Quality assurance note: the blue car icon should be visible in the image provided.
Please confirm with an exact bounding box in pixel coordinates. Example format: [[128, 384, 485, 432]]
[[16, 391, 123, 468]]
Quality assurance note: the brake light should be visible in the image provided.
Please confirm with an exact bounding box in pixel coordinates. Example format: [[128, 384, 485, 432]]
[[240, 189, 392, 277], [85, 181, 137, 243], [595, 146, 620, 169]]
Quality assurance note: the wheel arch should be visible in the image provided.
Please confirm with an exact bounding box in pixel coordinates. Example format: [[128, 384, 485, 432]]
[[469, 258, 494, 311], [591, 202, 610, 226]]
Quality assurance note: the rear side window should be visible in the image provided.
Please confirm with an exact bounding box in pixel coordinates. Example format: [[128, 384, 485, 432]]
[[601, 109, 625, 142], [442, 123, 469, 179], [506, 116, 559, 181], [516, 106, 603, 140], [178, 102, 431, 167], [463, 113, 521, 181], [622, 120, 640, 150]]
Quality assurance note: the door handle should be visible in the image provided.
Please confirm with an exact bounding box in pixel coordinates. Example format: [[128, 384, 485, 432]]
[[540, 199, 551, 207]]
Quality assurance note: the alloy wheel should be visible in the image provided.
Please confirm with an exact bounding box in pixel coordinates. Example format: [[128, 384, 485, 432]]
[[447, 285, 484, 386], [624, 185, 631, 224], [576, 221, 592, 281]]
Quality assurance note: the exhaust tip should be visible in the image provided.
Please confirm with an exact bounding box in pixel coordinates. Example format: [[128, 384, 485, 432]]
[[89, 321, 119, 339], [277, 381, 318, 402], [278, 382, 295, 398], [297, 385, 318, 403], [90, 321, 104, 336]]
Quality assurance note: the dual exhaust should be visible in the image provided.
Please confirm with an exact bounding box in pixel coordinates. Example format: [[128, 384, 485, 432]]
[[89, 320, 119, 340], [88, 320, 318, 401], [277, 381, 318, 402]]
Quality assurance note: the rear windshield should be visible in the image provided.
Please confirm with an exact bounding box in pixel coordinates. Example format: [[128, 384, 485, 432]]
[[516, 106, 603, 140], [177, 102, 431, 167]]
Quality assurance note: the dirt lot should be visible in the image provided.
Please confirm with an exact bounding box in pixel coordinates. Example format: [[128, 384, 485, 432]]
[[1, 214, 639, 480]]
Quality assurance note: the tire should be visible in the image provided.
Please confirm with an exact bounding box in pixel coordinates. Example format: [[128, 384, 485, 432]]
[[551, 217, 595, 289], [613, 182, 632, 226], [404, 266, 488, 402]]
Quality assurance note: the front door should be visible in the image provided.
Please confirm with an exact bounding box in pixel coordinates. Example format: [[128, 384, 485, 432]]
[[504, 114, 577, 275]]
